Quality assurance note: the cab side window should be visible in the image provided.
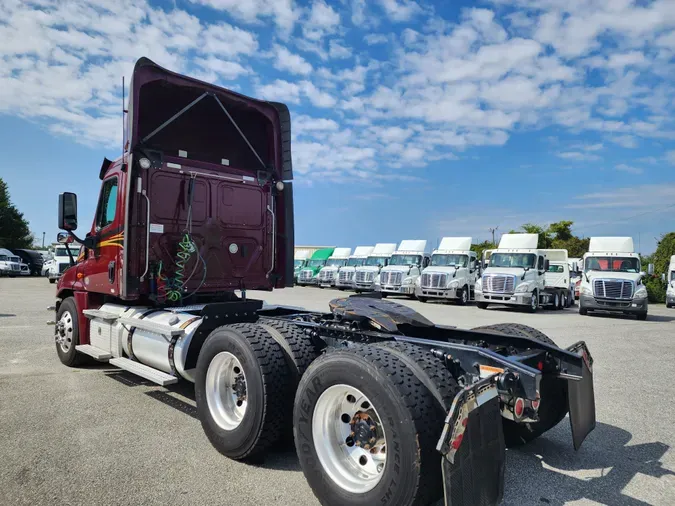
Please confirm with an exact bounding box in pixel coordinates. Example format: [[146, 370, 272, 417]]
[[96, 178, 118, 230]]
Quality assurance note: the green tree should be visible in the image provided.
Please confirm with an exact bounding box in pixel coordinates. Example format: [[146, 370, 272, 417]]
[[548, 220, 574, 241], [652, 232, 675, 276], [512, 223, 552, 248], [0, 178, 32, 249], [471, 240, 495, 260]]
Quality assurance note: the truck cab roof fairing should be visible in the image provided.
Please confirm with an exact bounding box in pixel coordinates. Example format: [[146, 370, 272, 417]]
[[127, 57, 292, 181]]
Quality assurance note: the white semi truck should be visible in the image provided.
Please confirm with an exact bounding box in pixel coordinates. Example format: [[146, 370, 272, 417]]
[[47, 242, 82, 284], [476, 234, 572, 312], [415, 237, 479, 305], [578, 237, 648, 320], [0, 248, 22, 277], [353, 243, 396, 292], [318, 247, 352, 288], [667, 255, 675, 309], [375, 240, 428, 297], [293, 250, 311, 283], [335, 246, 374, 290]]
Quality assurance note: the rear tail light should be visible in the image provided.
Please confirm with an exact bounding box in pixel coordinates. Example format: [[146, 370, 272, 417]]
[[514, 398, 525, 418], [531, 399, 540, 411]]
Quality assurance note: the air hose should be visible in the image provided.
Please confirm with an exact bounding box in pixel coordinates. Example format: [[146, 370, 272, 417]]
[[164, 234, 195, 302]]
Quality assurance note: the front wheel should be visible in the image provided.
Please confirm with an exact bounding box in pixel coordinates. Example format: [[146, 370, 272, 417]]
[[416, 296, 427, 303], [637, 312, 648, 321], [527, 292, 539, 313], [49, 278, 56, 284], [294, 347, 447, 506], [458, 286, 469, 305], [579, 306, 589, 316], [195, 323, 292, 461], [477, 301, 489, 309], [55, 297, 85, 367]]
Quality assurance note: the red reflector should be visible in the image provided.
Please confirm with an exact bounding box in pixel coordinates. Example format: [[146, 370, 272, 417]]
[[451, 433, 464, 450], [462, 417, 468, 427], [532, 399, 540, 410], [537, 361, 544, 371], [514, 398, 525, 418]]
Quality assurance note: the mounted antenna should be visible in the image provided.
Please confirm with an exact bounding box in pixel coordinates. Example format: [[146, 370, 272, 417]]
[[122, 76, 126, 153]]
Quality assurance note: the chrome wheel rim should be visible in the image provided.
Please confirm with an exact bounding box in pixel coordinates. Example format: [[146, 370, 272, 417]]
[[56, 310, 74, 353], [312, 384, 387, 494], [205, 352, 248, 431], [462, 289, 468, 304], [531, 293, 537, 311]]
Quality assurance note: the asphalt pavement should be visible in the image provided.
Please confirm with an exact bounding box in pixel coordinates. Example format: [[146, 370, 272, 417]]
[[1, 278, 674, 506]]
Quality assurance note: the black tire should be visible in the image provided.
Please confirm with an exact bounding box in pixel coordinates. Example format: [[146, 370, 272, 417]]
[[195, 323, 291, 460], [49, 278, 56, 284], [552, 292, 560, 310], [637, 312, 648, 321], [417, 296, 427, 303], [458, 286, 469, 306], [667, 303, 673, 309], [470, 323, 568, 447], [380, 292, 388, 298], [579, 306, 588, 316], [294, 346, 448, 506], [526, 291, 539, 313], [55, 297, 86, 367], [477, 302, 489, 309]]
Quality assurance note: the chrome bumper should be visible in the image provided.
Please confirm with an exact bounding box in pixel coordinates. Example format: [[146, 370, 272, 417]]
[[476, 291, 530, 305]]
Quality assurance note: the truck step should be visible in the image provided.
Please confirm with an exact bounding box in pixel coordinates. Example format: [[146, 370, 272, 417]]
[[116, 317, 185, 337], [82, 309, 120, 321], [108, 358, 178, 386], [75, 344, 112, 360]]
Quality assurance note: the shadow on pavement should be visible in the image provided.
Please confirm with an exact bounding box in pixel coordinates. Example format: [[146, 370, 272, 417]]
[[0, 313, 16, 317], [505, 421, 673, 505], [585, 311, 675, 323]]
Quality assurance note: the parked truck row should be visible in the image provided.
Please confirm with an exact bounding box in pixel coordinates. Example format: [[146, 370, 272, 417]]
[[306, 233, 655, 319]]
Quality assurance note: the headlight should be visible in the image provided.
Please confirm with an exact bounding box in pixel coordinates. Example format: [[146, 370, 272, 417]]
[[448, 280, 459, 289], [402, 277, 413, 285], [415, 276, 421, 286], [374, 275, 380, 284], [515, 283, 530, 293], [475, 278, 482, 291], [580, 285, 592, 296], [634, 287, 648, 299]]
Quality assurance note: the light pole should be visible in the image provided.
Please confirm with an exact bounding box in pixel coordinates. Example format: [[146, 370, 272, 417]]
[[42, 232, 45, 248]]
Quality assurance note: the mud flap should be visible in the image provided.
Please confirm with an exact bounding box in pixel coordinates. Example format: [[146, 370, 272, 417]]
[[438, 379, 505, 506], [566, 342, 596, 450]]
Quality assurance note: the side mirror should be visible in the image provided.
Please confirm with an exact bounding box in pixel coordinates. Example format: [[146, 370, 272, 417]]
[[639, 271, 646, 278], [58, 192, 78, 231], [670, 280, 675, 288], [56, 232, 70, 244], [543, 259, 550, 271], [648, 264, 654, 275]]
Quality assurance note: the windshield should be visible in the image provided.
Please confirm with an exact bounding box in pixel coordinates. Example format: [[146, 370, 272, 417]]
[[389, 254, 422, 266], [10, 256, 21, 263], [347, 258, 366, 267], [671, 271, 675, 281], [490, 253, 536, 269], [0, 255, 7, 261], [431, 254, 468, 267], [294, 259, 305, 268], [326, 259, 347, 267], [55, 247, 70, 257], [365, 256, 389, 267], [585, 256, 640, 273], [308, 259, 326, 267]]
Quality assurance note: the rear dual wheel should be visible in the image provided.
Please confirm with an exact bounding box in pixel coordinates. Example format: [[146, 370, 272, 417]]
[[295, 344, 459, 506]]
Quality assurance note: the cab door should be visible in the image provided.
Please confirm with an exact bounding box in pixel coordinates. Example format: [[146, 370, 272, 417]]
[[82, 172, 123, 295]]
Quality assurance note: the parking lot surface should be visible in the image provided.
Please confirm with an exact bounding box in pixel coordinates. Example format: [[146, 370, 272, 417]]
[[1, 278, 674, 506]]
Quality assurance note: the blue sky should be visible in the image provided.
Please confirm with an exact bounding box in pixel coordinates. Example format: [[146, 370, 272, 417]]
[[1, 0, 675, 253]]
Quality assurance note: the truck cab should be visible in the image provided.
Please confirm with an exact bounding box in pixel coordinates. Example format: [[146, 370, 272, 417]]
[[415, 237, 478, 305], [0, 248, 22, 277], [318, 248, 351, 288], [48, 242, 82, 284], [579, 237, 648, 319], [293, 250, 311, 283], [297, 248, 335, 286], [476, 234, 550, 312], [375, 240, 428, 297], [335, 246, 374, 289], [667, 255, 675, 309], [354, 243, 396, 292]]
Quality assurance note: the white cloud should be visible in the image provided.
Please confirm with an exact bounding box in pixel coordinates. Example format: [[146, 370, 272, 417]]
[[328, 41, 352, 59], [556, 151, 601, 161], [300, 81, 337, 107], [615, 163, 643, 175], [294, 114, 340, 135], [272, 44, 313, 75], [194, 57, 249, 80], [303, 0, 341, 41], [610, 135, 638, 148], [667, 150, 675, 165], [376, 0, 422, 22], [189, 0, 299, 35], [364, 34, 388, 45], [256, 79, 302, 103], [201, 23, 258, 58]]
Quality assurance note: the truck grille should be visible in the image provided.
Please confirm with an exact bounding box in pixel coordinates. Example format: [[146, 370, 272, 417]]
[[483, 274, 515, 294], [355, 271, 374, 283], [59, 263, 70, 274], [594, 279, 633, 299], [319, 270, 335, 282], [421, 273, 447, 288], [339, 270, 354, 282], [11, 264, 20, 271], [299, 269, 314, 281], [381, 272, 402, 286]]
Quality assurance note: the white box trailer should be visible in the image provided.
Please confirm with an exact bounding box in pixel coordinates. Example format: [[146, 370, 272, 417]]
[[415, 237, 479, 305], [667, 255, 675, 308], [376, 240, 429, 297], [578, 237, 648, 319], [476, 234, 572, 312], [335, 246, 374, 289], [354, 243, 397, 292], [318, 247, 352, 288]]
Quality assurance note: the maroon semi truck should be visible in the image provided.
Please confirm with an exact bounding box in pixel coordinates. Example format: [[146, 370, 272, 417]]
[[51, 58, 596, 506]]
